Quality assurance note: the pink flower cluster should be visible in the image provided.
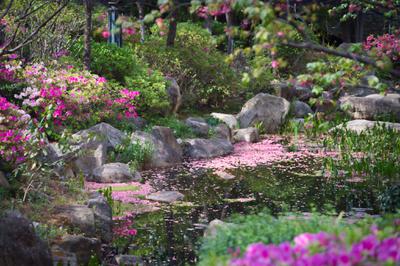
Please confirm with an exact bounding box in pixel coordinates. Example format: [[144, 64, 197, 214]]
[[113, 214, 137, 238], [197, 3, 231, 18], [0, 97, 30, 164], [0, 55, 21, 82], [364, 33, 400, 63], [14, 61, 140, 131], [231, 231, 400, 266]]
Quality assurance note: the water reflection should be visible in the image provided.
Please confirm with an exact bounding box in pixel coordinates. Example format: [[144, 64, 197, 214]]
[[129, 158, 378, 265]]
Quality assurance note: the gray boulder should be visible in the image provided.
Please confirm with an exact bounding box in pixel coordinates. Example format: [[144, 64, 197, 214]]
[[213, 124, 232, 142], [340, 94, 400, 122], [131, 127, 182, 169], [237, 93, 290, 133], [72, 122, 126, 149], [185, 117, 209, 137], [292, 100, 313, 118], [115, 255, 142, 266], [210, 113, 239, 129], [91, 163, 140, 183], [87, 193, 113, 243], [204, 219, 234, 238], [52, 205, 95, 237], [0, 211, 53, 266], [166, 77, 182, 114], [72, 142, 107, 177], [273, 82, 312, 101], [182, 138, 233, 159], [233, 128, 259, 143], [334, 119, 400, 134], [53, 235, 101, 266], [146, 191, 184, 203]]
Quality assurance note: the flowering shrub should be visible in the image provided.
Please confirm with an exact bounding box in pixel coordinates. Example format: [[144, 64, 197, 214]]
[[14, 61, 139, 135], [113, 214, 138, 253], [0, 97, 30, 165], [364, 33, 400, 66], [231, 231, 400, 266]]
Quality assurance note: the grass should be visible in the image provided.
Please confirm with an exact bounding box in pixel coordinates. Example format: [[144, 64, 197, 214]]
[[110, 185, 139, 192]]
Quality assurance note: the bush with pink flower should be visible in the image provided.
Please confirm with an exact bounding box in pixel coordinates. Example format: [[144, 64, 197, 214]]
[[13, 60, 139, 137], [364, 32, 400, 68], [231, 230, 400, 266], [0, 96, 31, 165]]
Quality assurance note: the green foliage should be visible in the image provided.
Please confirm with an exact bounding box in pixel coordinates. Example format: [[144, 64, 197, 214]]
[[109, 138, 153, 171], [199, 211, 399, 266], [35, 223, 68, 244], [124, 71, 169, 116], [323, 124, 400, 212], [134, 22, 242, 108], [98, 186, 114, 210], [70, 42, 169, 115], [199, 211, 369, 266], [145, 116, 196, 139], [79, 42, 141, 82]]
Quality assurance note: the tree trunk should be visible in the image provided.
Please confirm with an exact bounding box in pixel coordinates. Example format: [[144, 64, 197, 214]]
[[166, 0, 178, 47], [83, 0, 92, 70], [225, 10, 234, 54], [136, 0, 145, 43]]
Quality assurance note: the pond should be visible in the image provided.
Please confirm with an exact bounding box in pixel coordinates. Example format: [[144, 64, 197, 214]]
[[128, 157, 378, 265]]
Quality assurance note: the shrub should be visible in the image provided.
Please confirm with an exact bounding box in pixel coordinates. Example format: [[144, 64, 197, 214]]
[[231, 225, 400, 266], [109, 138, 154, 171], [145, 116, 196, 139], [199, 211, 400, 266], [133, 22, 243, 108], [70, 42, 169, 115]]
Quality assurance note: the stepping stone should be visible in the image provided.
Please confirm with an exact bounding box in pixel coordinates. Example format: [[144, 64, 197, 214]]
[[146, 191, 184, 203], [214, 170, 235, 180]]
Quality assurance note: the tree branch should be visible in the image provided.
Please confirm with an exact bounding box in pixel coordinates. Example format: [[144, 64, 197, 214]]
[[1, 0, 69, 55], [0, 0, 14, 21], [284, 40, 400, 77]]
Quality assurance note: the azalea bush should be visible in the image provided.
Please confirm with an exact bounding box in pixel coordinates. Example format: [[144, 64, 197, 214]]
[[199, 211, 400, 266], [0, 96, 31, 165], [13, 60, 139, 138], [199, 212, 352, 266], [231, 229, 400, 266], [364, 32, 400, 69]]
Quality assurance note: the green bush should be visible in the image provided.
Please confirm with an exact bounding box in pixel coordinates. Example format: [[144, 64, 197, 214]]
[[108, 138, 153, 171], [70, 42, 169, 115], [133, 22, 243, 108], [145, 116, 196, 139], [198, 211, 394, 266]]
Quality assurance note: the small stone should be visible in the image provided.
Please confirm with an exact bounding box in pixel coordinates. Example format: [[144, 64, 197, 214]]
[[182, 138, 233, 159], [53, 235, 101, 266], [291, 100, 313, 118], [115, 255, 142, 266], [233, 128, 259, 143], [185, 117, 209, 137], [214, 170, 235, 180], [210, 113, 239, 129], [213, 124, 232, 142], [91, 163, 139, 183], [333, 119, 400, 134], [204, 219, 234, 238], [146, 191, 184, 203]]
